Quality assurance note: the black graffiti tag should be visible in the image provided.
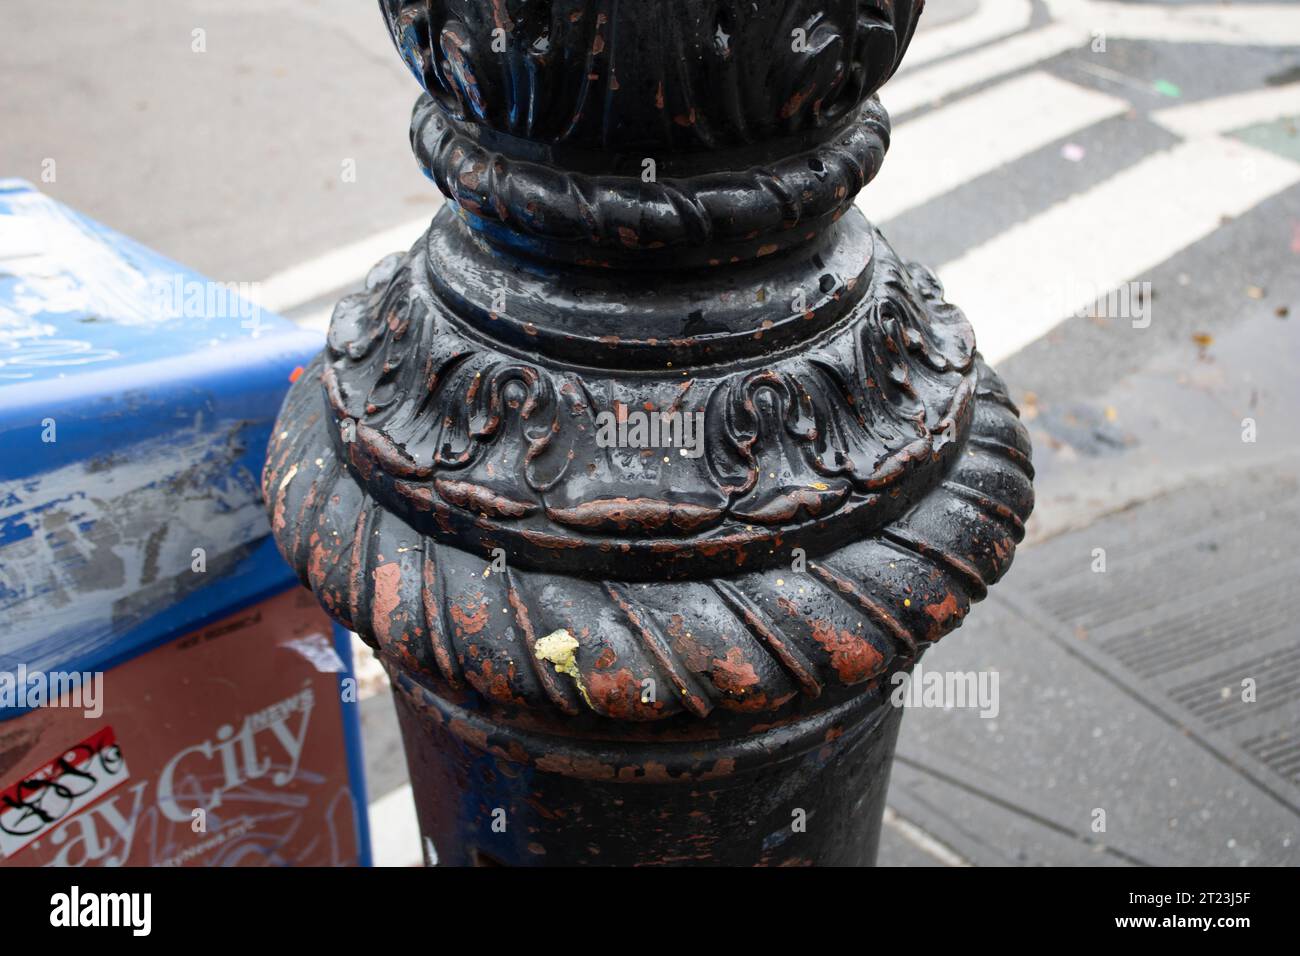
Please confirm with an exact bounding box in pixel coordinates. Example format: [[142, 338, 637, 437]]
[[0, 740, 120, 837]]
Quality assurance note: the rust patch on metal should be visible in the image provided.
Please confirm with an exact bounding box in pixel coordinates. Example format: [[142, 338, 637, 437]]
[[923, 592, 964, 638], [547, 497, 721, 533], [809, 619, 884, 684], [448, 595, 489, 636], [436, 478, 537, 518], [371, 561, 403, 645]]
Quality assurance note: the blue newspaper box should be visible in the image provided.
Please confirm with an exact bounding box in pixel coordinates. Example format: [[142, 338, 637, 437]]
[[0, 180, 370, 866]]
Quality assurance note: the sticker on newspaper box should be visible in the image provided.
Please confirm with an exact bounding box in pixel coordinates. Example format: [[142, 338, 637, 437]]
[[0, 727, 130, 858]]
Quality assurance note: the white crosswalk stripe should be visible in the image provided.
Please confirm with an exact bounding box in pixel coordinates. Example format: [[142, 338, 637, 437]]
[[254, 216, 429, 313], [883, 22, 1090, 117], [1152, 83, 1300, 139], [369, 783, 422, 867], [861, 71, 1129, 224], [902, 0, 1033, 69], [1045, 0, 1300, 46], [938, 137, 1300, 363]]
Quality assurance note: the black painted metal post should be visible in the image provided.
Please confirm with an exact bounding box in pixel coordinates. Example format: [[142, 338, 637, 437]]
[[264, 0, 1033, 866]]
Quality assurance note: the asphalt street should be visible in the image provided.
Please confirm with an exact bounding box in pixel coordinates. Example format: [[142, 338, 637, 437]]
[[4, 0, 1298, 866]]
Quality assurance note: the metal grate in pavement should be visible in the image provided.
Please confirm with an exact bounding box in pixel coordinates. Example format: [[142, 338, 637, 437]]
[[1015, 466, 1300, 809], [1168, 645, 1300, 730], [1242, 728, 1300, 785]]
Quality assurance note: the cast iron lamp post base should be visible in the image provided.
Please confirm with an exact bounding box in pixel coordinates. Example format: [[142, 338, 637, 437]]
[[264, 0, 1033, 866]]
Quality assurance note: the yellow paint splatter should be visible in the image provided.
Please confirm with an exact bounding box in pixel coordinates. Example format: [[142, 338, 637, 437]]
[[535, 628, 593, 708]]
